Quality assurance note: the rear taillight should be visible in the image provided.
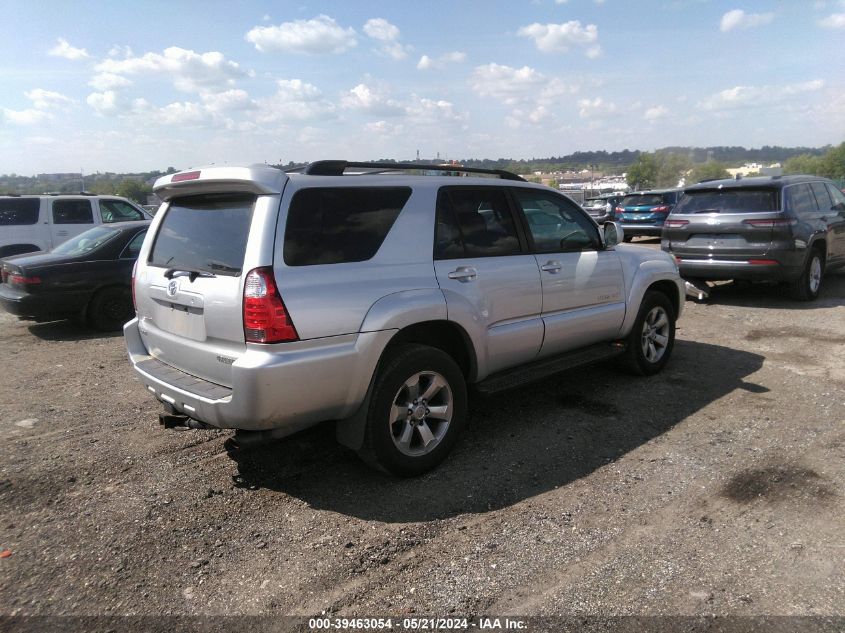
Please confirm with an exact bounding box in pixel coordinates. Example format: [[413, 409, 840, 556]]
[[9, 273, 41, 287], [614, 206, 624, 217], [664, 219, 689, 228], [742, 218, 797, 227], [243, 267, 298, 344], [131, 260, 138, 312], [652, 205, 670, 214]]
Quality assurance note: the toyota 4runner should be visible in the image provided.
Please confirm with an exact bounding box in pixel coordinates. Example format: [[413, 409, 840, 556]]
[[125, 162, 684, 476]]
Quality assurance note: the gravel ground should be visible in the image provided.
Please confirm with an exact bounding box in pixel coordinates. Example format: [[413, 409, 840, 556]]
[[1, 242, 843, 628]]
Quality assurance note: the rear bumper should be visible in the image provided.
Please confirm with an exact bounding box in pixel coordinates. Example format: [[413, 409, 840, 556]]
[[0, 285, 88, 320], [673, 257, 801, 282], [124, 317, 392, 433], [618, 222, 664, 237]]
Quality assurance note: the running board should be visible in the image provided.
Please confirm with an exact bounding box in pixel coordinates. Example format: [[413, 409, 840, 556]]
[[474, 341, 626, 395]]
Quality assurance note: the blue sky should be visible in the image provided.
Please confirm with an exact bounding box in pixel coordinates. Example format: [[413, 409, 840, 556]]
[[1, 0, 843, 175]]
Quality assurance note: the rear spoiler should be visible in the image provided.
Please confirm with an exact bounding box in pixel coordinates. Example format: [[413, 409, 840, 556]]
[[153, 165, 287, 201]]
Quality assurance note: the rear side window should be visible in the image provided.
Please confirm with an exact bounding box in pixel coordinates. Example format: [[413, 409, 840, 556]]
[[809, 182, 832, 210], [53, 200, 93, 224], [149, 194, 255, 276], [672, 189, 778, 214], [785, 184, 819, 216], [100, 199, 146, 223], [434, 188, 521, 259], [0, 198, 39, 225], [284, 187, 410, 266]]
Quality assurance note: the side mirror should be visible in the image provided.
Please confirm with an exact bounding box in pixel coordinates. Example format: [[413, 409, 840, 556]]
[[604, 221, 623, 247]]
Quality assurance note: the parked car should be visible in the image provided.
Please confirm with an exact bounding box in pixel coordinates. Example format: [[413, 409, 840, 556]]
[[582, 194, 623, 224], [0, 194, 151, 258], [126, 162, 684, 476], [661, 175, 845, 301], [0, 220, 150, 330], [614, 189, 683, 240]]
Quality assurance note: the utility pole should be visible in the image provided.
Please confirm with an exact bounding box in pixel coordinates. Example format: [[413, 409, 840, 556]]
[[80, 168, 85, 192]]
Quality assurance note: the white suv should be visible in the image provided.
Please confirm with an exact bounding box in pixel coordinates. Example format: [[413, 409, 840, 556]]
[[126, 162, 684, 476], [0, 194, 150, 258]]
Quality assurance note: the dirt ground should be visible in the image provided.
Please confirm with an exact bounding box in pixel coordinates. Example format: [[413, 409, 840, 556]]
[[1, 241, 843, 628]]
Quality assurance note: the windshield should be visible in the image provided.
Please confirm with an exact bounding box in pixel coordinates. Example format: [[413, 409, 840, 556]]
[[621, 194, 665, 207], [52, 226, 119, 255], [583, 199, 607, 209], [149, 193, 255, 276], [673, 189, 778, 214]]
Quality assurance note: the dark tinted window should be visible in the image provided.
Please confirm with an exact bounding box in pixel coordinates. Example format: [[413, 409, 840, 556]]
[[284, 187, 410, 266], [620, 194, 666, 207], [150, 194, 255, 276], [786, 184, 818, 216], [809, 182, 832, 210], [121, 230, 147, 258], [53, 200, 93, 224], [672, 189, 778, 214], [101, 199, 145, 223], [0, 198, 39, 225], [827, 184, 845, 208], [513, 189, 599, 252], [434, 188, 520, 259], [52, 226, 119, 255]]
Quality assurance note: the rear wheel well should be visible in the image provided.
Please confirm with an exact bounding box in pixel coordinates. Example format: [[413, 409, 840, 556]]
[[385, 321, 475, 380], [646, 280, 680, 319]]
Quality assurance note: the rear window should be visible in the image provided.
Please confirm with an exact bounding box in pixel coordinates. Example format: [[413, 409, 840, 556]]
[[149, 194, 255, 276], [52, 226, 119, 255], [621, 194, 665, 207], [0, 198, 39, 225], [284, 187, 411, 266], [672, 189, 778, 214]]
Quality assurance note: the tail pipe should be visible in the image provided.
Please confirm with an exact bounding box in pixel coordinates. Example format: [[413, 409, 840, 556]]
[[684, 279, 710, 301]]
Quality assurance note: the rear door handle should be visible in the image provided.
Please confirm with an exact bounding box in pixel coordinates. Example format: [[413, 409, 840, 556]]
[[447, 266, 477, 282], [541, 261, 562, 273]]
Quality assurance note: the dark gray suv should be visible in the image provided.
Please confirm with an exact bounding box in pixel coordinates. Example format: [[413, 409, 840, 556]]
[[661, 175, 845, 300]]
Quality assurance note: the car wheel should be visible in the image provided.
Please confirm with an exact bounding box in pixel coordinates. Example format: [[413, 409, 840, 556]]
[[789, 248, 824, 302], [360, 344, 467, 477], [88, 286, 133, 331], [621, 291, 676, 376]]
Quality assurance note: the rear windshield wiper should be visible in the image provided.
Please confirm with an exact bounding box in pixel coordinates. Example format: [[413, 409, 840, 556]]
[[163, 268, 216, 282], [207, 261, 241, 275]]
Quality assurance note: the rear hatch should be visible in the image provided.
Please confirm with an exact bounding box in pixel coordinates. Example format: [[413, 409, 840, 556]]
[[616, 193, 671, 223], [134, 167, 286, 387], [663, 187, 786, 259]]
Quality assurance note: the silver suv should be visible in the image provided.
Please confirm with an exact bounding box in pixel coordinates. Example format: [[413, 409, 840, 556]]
[[125, 162, 684, 476]]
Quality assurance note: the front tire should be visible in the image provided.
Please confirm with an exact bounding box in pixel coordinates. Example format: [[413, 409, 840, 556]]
[[789, 248, 824, 302], [622, 291, 676, 376], [360, 344, 467, 477]]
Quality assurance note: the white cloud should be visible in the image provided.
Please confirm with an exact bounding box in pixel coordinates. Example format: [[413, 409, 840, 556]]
[[698, 80, 825, 110], [95, 47, 247, 93], [87, 91, 121, 116], [245, 15, 357, 54], [578, 97, 618, 118], [341, 83, 405, 116], [720, 9, 775, 32], [2, 109, 50, 125], [517, 21, 600, 56], [644, 105, 669, 120], [47, 37, 89, 60], [405, 95, 467, 124], [253, 79, 337, 123], [25, 89, 73, 110], [364, 120, 405, 135], [417, 51, 466, 70], [470, 63, 547, 105], [107, 45, 134, 59], [88, 73, 133, 91], [154, 102, 208, 126], [201, 89, 255, 114], [818, 12, 845, 27], [363, 18, 411, 60]]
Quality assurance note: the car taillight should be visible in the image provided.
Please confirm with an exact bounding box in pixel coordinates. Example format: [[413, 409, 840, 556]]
[[664, 219, 689, 228], [9, 273, 41, 287], [615, 206, 624, 216], [742, 218, 797, 227], [131, 259, 138, 312], [652, 205, 670, 214], [243, 267, 298, 344]]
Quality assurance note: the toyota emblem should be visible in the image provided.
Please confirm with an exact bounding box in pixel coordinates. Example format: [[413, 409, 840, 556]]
[[166, 279, 179, 297]]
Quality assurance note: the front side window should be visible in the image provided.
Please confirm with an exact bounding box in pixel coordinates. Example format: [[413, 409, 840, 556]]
[[52, 200, 93, 224], [0, 198, 39, 225], [149, 194, 255, 276], [827, 184, 845, 209], [284, 187, 411, 266], [512, 189, 599, 253], [101, 199, 146, 223], [434, 188, 520, 259]]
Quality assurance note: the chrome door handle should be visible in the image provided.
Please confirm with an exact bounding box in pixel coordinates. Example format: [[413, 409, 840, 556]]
[[541, 261, 562, 273], [447, 266, 477, 281]]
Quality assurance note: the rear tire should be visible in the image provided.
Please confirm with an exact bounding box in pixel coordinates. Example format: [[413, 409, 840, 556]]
[[789, 248, 824, 302], [88, 286, 133, 331], [621, 291, 676, 376], [359, 344, 467, 477]]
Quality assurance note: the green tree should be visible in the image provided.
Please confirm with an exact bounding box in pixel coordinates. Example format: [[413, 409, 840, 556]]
[[116, 179, 152, 203], [656, 153, 691, 188], [783, 153, 823, 176], [626, 153, 659, 190], [818, 142, 845, 179], [687, 161, 730, 185]]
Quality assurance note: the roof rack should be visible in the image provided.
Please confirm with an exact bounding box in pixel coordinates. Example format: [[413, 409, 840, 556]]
[[291, 160, 526, 182]]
